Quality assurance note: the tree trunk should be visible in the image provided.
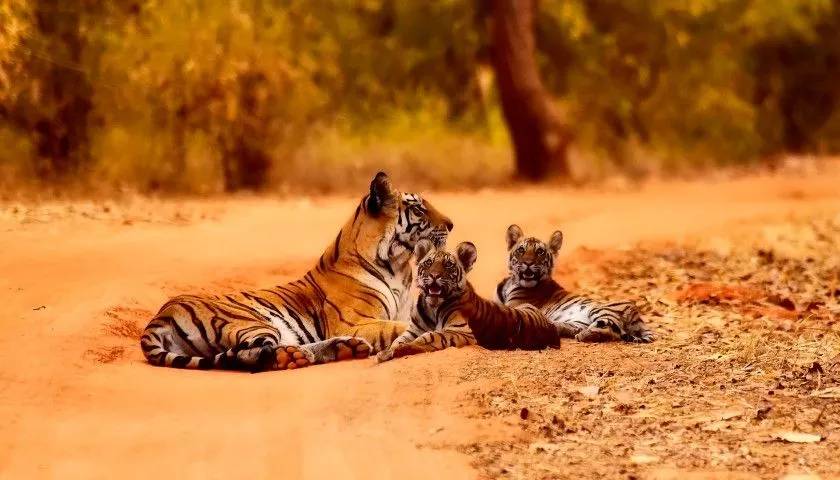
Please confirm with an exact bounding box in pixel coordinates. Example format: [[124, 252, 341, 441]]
[[488, 0, 571, 180], [30, 0, 93, 180]]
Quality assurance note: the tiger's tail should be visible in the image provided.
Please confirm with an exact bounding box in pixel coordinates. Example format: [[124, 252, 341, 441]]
[[140, 331, 238, 369]]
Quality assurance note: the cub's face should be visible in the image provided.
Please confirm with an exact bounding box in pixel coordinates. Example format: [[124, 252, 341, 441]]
[[505, 225, 563, 288], [414, 240, 477, 308]]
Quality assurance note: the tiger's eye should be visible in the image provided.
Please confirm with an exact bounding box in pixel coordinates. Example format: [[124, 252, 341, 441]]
[[516, 246, 525, 254], [444, 259, 454, 268], [537, 248, 545, 256]]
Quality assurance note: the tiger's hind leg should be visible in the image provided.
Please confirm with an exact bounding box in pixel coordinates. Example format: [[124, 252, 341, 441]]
[[620, 302, 655, 343], [575, 301, 654, 343], [300, 336, 372, 364], [555, 321, 586, 338], [230, 335, 315, 372], [574, 320, 623, 342], [574, 304, 626, 342]]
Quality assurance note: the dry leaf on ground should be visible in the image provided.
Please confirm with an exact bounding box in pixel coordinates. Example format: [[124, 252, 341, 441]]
[[771, 431, 823, 443]]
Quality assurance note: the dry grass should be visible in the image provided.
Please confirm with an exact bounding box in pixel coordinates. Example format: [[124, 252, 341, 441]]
[[451, 213, 840, 479]]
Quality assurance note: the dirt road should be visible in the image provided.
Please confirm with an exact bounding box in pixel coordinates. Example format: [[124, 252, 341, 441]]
[[2, 169, 840, 479]]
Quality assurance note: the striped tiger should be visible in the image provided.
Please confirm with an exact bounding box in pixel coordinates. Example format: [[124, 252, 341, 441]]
[[376, 239, 560, 362], [140, 172, 453, 371], [496, 225, 654, 343]]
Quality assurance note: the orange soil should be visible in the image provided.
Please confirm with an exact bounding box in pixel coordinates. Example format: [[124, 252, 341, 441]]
[[2, 169, 840, 479]]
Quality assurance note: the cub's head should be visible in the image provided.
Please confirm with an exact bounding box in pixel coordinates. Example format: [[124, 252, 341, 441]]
[[505, 224, 563, 288], [414, 239, 477, 308], [364, 172, 453, 253]]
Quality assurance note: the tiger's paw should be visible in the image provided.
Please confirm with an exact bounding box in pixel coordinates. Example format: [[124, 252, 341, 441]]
[[274, 345, 314, 370], [574, 328, 615, 343], [309, 336, 372, 364], [575, 319, 624, 343], [332, 337, 372, 361], [625, 331, 655, 343]]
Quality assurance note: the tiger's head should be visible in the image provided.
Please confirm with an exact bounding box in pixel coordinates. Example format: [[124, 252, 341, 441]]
[[363, 172, 453, 261], [505, 225, 564, 288], [414, 239, 477, 308]]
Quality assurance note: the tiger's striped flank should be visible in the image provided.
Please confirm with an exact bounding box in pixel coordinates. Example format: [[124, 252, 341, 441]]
[[140, 172, 453, 371]]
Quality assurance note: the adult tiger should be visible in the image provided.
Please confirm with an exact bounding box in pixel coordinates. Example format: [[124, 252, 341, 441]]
[[140, 172, 453, 371], [376, 239, 560, 362], [496, 225, 654, 342]]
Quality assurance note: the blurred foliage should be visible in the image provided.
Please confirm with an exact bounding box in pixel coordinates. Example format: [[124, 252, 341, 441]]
[[1, 0, 839, 194]]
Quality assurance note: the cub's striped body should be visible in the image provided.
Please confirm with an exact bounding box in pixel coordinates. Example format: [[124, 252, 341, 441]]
[[140, 172, 453, 371], [377, 240, 560, 362], [497, 225, 654, 343]]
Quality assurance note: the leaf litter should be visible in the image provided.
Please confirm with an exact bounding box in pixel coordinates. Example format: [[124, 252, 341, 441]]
[[453, 213, 840, 479]]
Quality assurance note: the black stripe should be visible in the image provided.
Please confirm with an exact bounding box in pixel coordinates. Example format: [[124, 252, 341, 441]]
[[172, 355, 190, 368], [197, 357, 214, 369], [332, 229, 343, 262], [325, 269, 392, 317], [286, 308, 316, 343], [225, 296, 265, 319], [167, 315, 204, 356]]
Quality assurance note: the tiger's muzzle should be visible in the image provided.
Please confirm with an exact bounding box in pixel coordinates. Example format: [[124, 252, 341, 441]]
[[419, 275, 455, 307], [515, 263, 545, 286]]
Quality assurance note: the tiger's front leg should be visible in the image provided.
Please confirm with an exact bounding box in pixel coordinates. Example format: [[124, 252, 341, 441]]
[[334, 319, 408, 352], [377, 330, 476, 362], [300, 336, 373, 363], [246, 337, 373, 372]]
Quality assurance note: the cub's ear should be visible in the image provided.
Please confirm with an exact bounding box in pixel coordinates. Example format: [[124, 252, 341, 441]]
[[414, 238, 435, 262], [367, 171, 394, 215], [548, 230, 564, 255], [506, 224, 524, 250], [456, 242, 478, 273]]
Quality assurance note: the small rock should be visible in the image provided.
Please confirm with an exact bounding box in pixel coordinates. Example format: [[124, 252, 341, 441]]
[[630, 454, 659, 465]]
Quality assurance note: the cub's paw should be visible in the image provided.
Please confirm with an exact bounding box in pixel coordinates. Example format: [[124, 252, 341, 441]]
[[376, 348, 395, 363], [391, 343, 429, 359], [626, 331, 655, 343], [575, 320, 622, 343], [554, 322, 584, 338]]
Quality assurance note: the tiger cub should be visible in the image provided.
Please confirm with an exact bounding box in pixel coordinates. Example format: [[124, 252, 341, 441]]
[[377, 239, 560, 362], [496, 225, 654, 343]]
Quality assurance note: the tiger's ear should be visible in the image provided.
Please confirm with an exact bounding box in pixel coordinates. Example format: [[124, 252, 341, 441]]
[[456, 242, 478, 273], [506, 224, 523, 250], [548, 230, 564, 255], [414, 238, 435, 262], [367, 171, 394, 215]]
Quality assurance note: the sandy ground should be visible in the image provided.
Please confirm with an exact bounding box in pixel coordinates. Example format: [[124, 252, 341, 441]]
[[2, 168, 840, 479]]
